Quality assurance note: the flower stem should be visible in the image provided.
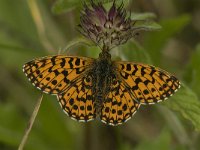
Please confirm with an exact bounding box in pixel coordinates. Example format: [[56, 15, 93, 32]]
[[18, 95, 43, 150]]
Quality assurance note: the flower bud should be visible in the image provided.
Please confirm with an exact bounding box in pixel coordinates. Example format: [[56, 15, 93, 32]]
[[79, 1, 148, 51]]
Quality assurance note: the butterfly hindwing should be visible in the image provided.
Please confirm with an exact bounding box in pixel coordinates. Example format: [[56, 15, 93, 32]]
[[100, 76, 140, 126], [23, 55, 94, 94], [115, 62, 180, 104], [57, 75, 96, 122]]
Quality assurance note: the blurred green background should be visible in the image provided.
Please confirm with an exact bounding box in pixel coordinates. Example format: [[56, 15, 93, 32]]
[[0, 0, 200, 150]]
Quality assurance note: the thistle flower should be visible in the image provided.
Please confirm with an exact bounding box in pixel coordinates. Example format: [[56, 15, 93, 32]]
[[79, 1, 147, 51]]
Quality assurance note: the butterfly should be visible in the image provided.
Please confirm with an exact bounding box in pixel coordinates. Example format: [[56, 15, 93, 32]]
[[23, 51, 180, 126]]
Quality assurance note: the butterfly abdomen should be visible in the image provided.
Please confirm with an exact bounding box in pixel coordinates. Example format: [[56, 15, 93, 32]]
[[91, 56, 114, 113]]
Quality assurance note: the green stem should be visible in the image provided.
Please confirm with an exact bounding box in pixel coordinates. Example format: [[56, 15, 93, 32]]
[[61, 38, 93, 54], [18, 95, 43, 150]]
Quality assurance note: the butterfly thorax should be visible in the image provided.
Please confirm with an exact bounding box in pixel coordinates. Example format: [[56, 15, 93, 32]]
[[90, 51, 114, 114]]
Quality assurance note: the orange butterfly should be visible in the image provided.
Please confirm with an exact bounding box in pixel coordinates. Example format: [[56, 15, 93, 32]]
[[23, 51, 180, 126]]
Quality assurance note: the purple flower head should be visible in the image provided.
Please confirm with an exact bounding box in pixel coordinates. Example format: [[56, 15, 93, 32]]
[[79, 1, 144, 51]]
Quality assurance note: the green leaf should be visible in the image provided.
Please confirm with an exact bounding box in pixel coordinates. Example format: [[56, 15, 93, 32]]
[[131, 12, 157, 20], [165, 84, 200, 131], [134, 21, 162, 31], [143, 14, 191, 65], [183, 44, 200, 97], [130, 12, 162, 33]]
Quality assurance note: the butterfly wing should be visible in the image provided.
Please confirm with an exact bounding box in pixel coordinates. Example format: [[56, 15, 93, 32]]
[[100, 76, 140, 126], [57, 74, 96, 122], [23, 55, 94, 94], [114, 62, 181, 104], [23, 55, 96, 122]]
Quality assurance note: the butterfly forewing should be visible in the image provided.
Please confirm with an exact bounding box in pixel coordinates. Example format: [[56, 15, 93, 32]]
[[115, 62, 180, 104], [23, 55, 94, 94], [100, 76, 140, 126]]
